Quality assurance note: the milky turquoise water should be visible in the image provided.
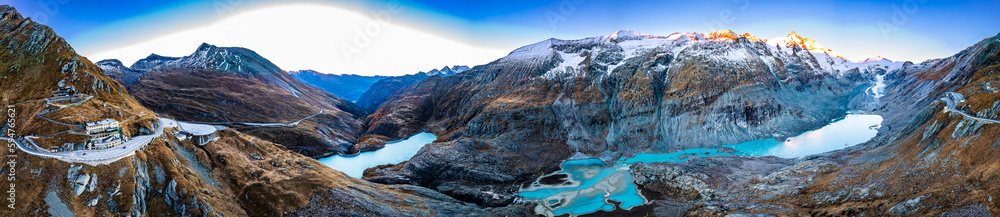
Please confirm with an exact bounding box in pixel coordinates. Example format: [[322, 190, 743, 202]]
[[518, 159, 642, 216], [519, 114, 883, 216], [318, 132, 437, 178], [313, 115, 882, 215], [727, 114, 883, 158]]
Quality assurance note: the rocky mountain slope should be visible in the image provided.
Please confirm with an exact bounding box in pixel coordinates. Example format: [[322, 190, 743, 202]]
[[0, 6, 159, 150], [358, 30, 914, 206], [621, 32, 1000, 216], [356, 72, 430, 112], [100, 43, 369, 157], [800, 32, 1000, 215], [0, 5, 536, 216]]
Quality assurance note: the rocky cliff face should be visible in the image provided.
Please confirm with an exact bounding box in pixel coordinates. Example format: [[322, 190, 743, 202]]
[[359, 30, 905, 206]]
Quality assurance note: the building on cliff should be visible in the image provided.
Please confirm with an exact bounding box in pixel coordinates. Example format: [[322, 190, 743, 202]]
[[85, 119, 124, 150], [47, 86, 84, 103]]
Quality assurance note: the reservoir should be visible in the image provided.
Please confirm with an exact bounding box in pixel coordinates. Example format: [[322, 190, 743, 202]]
[[520, 114, 883, 216], [318, 132, 437, 178]]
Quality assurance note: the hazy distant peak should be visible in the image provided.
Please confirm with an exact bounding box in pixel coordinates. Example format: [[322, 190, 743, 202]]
[[859, 56, 892, 63], [425, 65, 471, 77]]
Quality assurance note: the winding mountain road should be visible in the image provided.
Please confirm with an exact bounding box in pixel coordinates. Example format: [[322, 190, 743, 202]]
[[37, 95, 94, 124], [240, 109, 323, 127], [181, 109, 324, 128], [0, 94, 175, 166], [4, 118, 171, 166], [4, 93, 322, 166], [941, 92, 1000, 124]]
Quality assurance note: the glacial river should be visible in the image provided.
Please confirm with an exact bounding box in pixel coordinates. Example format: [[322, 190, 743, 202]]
[[519, 114, 883, 216], [319, 132, 437, 178]]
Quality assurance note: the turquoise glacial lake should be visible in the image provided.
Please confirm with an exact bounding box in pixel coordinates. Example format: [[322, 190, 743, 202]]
[[519, 114, 883, 216], [319, 132, 437, 178]]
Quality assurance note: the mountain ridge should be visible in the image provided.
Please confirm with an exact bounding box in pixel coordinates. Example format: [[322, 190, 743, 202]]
[[357, 29, 915, 207], [118, 43, 369, 157], [130, 42, 315, 98]]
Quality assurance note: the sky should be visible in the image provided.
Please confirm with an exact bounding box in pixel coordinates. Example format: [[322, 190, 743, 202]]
[[5, 0, 999, 76]]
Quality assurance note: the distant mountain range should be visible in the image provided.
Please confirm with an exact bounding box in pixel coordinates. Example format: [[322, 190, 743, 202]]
[[95, 59, 143, 86], [425, 65, 471, 77], [287, 70, 387, 102], [287, 65, 469, 103]]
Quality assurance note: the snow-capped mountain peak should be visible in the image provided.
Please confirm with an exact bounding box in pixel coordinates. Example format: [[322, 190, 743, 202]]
[[95, 59, 126, 68], [859, 56, 892, 63], [602, 30, 667, 43], [707, 30, 738, 41], [605, 30, 643, 42], [767, 31, 816, 49], [741, 33, 763, 42], [764, 31, 844, 58], [97, 59, 144, 86], [130, 42, 285, 76], [787, 31, 803, 41], [766, 31, 807, 48], [124, 43, 309, 97], [196, 42, 214, 51], [502, 30, 911, 79], [130, 53, 181, 72]]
